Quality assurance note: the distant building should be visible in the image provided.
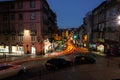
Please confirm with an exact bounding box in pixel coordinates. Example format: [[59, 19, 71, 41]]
[[0, 0, 57, 55], [78, 25, 86, 47], [83, 11, 93, 48]]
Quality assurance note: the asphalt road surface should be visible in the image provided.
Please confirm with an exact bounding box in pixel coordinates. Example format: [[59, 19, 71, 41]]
[[2, 53, 120, 80]]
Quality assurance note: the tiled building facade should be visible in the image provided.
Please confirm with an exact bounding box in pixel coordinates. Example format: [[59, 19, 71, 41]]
[[0, 0, 57, 55]]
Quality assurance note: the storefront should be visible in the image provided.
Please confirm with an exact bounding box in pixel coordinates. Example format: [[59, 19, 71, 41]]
[[0, 45, 9, 53], [12, 45, 24, 55], [44, 39, 52, 53], [96, 38, 105, 52], [89, 43, 97, 51], [92, 38, 105, 52], [31, 46, 36, 54], [105, 40, 120, 55], [97, 44, 104, 52]]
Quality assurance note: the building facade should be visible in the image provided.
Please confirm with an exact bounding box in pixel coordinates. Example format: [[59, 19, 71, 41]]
[[0, 0, 57, 55], [92, 1, 106, 52], [104, 0, 120, 55], [83, 11, 93, 48], [91, 0, 120, 54]]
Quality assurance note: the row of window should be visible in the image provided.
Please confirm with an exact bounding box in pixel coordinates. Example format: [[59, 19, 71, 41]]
[[3, 12, 36, 21], [10, 0, 35, 9], [0, 23, 36, 33], [11, 35, 36, 42], [104, 32, 119, 41]]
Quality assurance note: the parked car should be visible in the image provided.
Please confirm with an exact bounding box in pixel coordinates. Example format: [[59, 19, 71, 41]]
[[74, 55, 96, 64], [45, 58, 73, 71], [0, 63, 26, 79]]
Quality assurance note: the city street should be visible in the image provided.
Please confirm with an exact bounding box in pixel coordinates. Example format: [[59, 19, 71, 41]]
[[2, 53, 120, 80], [0, 39, 120, 80]]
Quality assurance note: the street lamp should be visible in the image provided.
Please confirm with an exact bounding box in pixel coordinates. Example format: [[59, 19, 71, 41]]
[[118, 15, 120, 25], [117, 15, 120, 45]]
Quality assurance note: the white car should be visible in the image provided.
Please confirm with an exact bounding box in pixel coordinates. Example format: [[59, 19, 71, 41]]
[[0, 63, 26, 79]]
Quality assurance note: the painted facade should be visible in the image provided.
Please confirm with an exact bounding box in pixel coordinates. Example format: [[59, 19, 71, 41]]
[[0, 0, 57, 55]]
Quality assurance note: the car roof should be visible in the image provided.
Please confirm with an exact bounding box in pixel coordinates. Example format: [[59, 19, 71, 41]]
[[47, 58, 65, 62], [75, 55, 94, 58]]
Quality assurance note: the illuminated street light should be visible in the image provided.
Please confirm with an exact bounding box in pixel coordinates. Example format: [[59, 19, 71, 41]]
[[118, 15, 120, 20], [117, 15, 120, 43], [118, 21, 120, 25], [118, 15, 120, 25], [73, 34, 77, 39]]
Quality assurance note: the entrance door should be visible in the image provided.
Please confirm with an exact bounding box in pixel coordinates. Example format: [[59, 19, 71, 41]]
[[31, 46, 36, 55]]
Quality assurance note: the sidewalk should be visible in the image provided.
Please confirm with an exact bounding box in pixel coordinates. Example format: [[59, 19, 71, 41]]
[[0, 53, 44, 63], [90, 51, 106, 56]]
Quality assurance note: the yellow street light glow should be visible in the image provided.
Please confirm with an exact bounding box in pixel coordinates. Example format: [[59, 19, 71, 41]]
[[118, 15, 120, 25], [118, 15, 120, 20], [118, 20, 120, 25], [24, 30, 30, 34]]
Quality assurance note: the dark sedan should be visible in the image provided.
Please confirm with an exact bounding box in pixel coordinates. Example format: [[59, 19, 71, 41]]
[[74, 55, 96, 64], [45, 58, 73, 71]]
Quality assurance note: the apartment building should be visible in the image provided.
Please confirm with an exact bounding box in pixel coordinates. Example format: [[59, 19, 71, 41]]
[[0, 0, 57, 55], [92, 1, 106, 52], [104, 0, 120, 55], [91, 0, 120, 54], [83, 11, 93, 48]]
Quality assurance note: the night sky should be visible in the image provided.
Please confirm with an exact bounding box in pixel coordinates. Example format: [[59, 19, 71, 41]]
[[47, 0, 105, 28]]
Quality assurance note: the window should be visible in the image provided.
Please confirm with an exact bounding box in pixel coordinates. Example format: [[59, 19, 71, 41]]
[[4, 36, 8, 41], [3, 14, 8, 21], [30, 24, 36, 31], [12, 35, 16, 41], [30, 0, 35, 8], [3, 24, 9, 33], [10, 3, 15, 9], [19, 36, 23, 42], [31, 36, 36, 41], [18, 14, 23, 20], [10, 14, 15, 20], [30, 13, 36, 20], [18, 2, 23, 9], [10, 24, 16, 33], [17, 24, 24, 33]]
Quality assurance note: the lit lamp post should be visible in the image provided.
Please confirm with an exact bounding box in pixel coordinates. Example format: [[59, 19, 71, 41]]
[[118, 15, 120, 42], [118, 15, 120, 24]]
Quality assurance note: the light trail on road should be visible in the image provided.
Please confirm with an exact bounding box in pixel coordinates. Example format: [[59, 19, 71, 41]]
[[9, 39, 88, 64]]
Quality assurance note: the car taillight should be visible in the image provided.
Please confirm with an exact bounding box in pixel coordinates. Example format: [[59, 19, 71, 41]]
[[12, 66, 18, 69], [13, 65, 21, 69]]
